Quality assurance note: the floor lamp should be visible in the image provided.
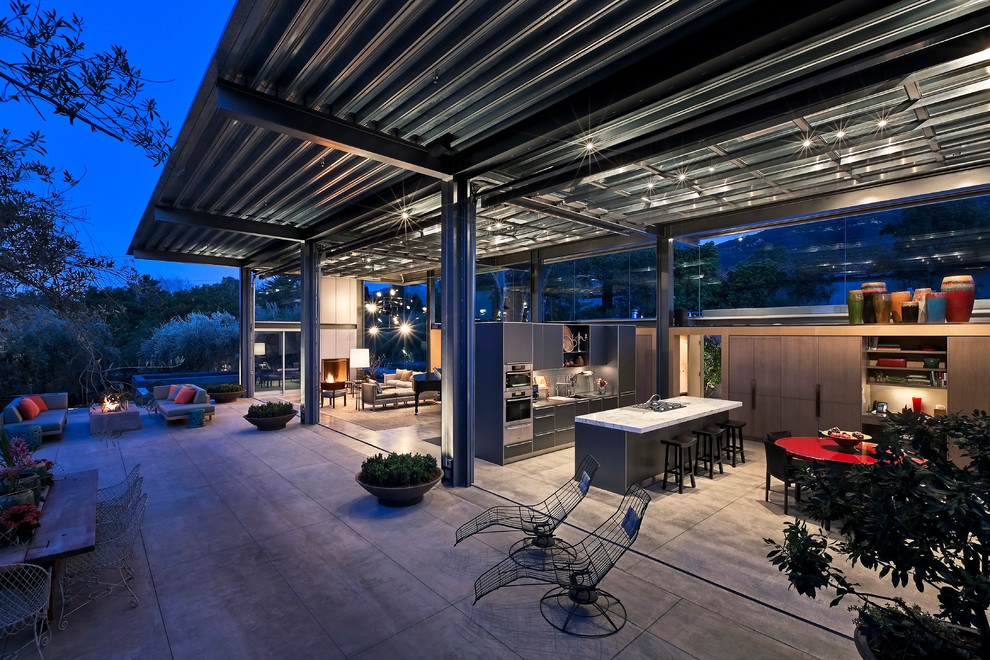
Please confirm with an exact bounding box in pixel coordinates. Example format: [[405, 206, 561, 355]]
[[350, 348, 370, 407]]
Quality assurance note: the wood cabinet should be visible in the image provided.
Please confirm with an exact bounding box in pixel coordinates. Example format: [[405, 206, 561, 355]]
[[778, 336, 861, 436], [727, 335, 781, 440], [948, 337, 990, 414]]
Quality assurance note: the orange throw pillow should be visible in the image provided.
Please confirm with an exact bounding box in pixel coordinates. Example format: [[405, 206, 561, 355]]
[[25, 394, 47, 412], [167, 384, 182, 401], [17, 397, 40, 421], [173, 386, 197, 405]]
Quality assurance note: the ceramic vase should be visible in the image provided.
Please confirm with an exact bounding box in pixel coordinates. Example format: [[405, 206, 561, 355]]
[[942, 275, 975, 323], [926, 291, 947, 323], [901, 301, 920, 323], [861, 282, 886, 324], [913, 288, 932, 323], [847, 290, 864, 324], [872, 293, 892, 324], [890, 291, 912, 323]]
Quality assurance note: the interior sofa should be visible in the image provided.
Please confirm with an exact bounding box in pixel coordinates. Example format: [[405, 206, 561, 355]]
[[362, 370, 440, 411], [153, 385, 216, 423], [1, 393, 69, 438]]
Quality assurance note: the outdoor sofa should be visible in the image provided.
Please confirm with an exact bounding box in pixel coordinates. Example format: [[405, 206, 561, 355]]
[[1, 393, 69, 438], [152, 385, 215, 423]]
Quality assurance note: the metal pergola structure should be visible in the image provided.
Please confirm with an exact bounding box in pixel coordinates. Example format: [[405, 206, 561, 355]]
[[129, 0, 990, 485]]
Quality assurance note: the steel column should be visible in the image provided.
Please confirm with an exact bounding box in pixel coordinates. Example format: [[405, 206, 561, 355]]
[[240, 267, 256, 398], [529, 252, 542, 323], [440, 178, 475, 487], [656, 226, 673, 398], [300, 241, 321, 424]]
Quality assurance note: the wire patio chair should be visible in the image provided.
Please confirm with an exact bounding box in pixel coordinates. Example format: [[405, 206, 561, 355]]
[[473, 483, 651, 637], [455, 455, 599, 562], [0, 563, 52, 658], [58, 493, 148, 630]]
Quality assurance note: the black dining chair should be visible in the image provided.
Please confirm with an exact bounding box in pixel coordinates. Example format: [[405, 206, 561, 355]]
[[764, 431, 797, 514]]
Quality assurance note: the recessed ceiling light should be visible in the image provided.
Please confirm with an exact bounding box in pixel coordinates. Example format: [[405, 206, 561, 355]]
[[585, 141, 595, 151], [835, 130, 846, 139], [677, 173, 686, 181], [708, 165, 715, 172], [877, 119, 888, 128], [647, 182, 654, 190], [401, 211, 410, 220], [802, 139, 812, 148]]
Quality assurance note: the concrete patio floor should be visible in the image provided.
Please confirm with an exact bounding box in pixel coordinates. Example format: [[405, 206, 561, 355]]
[[1, 400, 924, 659]]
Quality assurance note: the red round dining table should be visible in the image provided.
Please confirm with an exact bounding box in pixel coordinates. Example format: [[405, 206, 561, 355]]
[[775, 436, 878, 465]]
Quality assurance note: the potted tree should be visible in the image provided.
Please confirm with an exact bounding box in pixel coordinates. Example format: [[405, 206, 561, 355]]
[[243, 401, 296, 431], [355, 452, 442, 507], [207, 382, 245, 403], [765, 410, 990, 659]]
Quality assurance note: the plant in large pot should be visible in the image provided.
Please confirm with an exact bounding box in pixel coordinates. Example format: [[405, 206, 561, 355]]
[[243, 401, 296, 431], [207, 382, 245, 403], [765, 410, 990, 659], [355, 452, 442, 507]]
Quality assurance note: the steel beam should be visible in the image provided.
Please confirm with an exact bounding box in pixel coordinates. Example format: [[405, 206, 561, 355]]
[[503, 198, 653, 237], [155, 207, 305, 242], [131, 248, 243, 268], [656, 227, 673, 398], [240, 268, 256, 398], [440, 177, 475, 487], [300, 241, 321, 425], [216, 80, 454, 179]]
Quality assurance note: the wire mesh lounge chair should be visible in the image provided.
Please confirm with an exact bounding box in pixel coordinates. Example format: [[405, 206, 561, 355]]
[[0, 563, 52, 658], [473, 483, 651, 637], [455, 455, 599, 558], [58, 493, 148, 630], [97, 465, 143, 538]]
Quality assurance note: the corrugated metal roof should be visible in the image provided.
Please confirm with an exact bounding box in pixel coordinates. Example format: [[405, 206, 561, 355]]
[[130, 0, 990, 282]]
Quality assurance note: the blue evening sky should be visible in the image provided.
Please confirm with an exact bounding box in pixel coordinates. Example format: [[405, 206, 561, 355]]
[[4, 1, 237, 287]]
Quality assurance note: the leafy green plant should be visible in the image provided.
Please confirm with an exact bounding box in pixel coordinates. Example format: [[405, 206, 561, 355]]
[[358, 453, 439, 487], [206, 383, 243, 393], [703, 335, 721, 395], [765, 410, 990, 659], [245, 401, 295, 418]]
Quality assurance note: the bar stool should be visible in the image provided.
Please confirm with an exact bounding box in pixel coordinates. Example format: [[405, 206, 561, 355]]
[[660, 435, 697, 493], [692, 425, 725, 479], [717, 419, 747, 467]]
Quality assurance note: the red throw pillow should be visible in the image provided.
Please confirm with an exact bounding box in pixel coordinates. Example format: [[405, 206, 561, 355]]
[[25, 394, 47, 412], [17, 397, 40, 421], [173, 386, 197, 405]]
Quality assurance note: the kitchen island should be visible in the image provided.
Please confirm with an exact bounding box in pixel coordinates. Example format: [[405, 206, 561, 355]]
[[574, 396, 743, 494]]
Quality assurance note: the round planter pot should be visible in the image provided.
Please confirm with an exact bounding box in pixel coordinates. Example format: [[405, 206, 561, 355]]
[[243, 412, 296, 431], [210, 390, 245, 404], [355, 469, 443, 507], [854, 623, 980, 659]]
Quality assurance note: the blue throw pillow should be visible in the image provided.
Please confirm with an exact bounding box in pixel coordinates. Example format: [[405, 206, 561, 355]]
[[621, 507, 640, 539], [578, 471, 590, 495]]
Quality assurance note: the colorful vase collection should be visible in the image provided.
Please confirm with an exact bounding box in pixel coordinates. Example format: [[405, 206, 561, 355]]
[[848, 276, 976, 324]]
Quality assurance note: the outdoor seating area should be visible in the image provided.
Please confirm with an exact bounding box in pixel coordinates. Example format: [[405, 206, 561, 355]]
[[0, 397, 937, 658]]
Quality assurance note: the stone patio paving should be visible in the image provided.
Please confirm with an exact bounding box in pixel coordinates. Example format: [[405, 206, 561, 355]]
[[0, 399, 922, 659]]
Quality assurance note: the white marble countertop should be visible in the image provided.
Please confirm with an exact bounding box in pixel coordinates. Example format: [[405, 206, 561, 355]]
[[575, 396, 742, 434]]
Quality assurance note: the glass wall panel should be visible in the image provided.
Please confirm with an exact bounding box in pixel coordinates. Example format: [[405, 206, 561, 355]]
[[476, 268, 530, 322], [255, 275, 301, 321], [363, 282, 428, 370], [254, 330, 301, 393]]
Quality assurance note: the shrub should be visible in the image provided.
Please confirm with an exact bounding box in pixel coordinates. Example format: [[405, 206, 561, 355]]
[[206, 382, 243, 393], [245, 401, 294, 418], [359, 452, 439, 487], [139, 311, 238, 371]]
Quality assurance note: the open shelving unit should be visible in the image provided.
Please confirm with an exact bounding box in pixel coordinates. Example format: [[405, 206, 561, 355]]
[[863, 336, 947, 421]]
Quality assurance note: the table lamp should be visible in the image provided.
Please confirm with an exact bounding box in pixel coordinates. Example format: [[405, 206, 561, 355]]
[[350, 348, 370, 382]]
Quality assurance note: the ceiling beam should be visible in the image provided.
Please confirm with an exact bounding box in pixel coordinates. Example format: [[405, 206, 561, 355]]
[[478, 12, 990, 208], [215, 80, 454, 179], [667, 165, 990, 239], [155, 207, 305, 242], [506, 198, 653, 237], [131, 249, 243, 268]]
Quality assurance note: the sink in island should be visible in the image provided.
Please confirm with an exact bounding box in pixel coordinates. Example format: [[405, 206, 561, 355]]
[[574, 396, 743, 494]]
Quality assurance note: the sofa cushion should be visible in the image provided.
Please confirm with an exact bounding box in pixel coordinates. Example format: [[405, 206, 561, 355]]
[[400, 370, 412, 382], [168, 384, 183, 401], [193, 386, 208, 405], [174, 385, 196, 404], [157, 400, 216, 419], [17, 397, 39, 421], [3, 400, 23, 425], [26, 395, 48, 412]]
